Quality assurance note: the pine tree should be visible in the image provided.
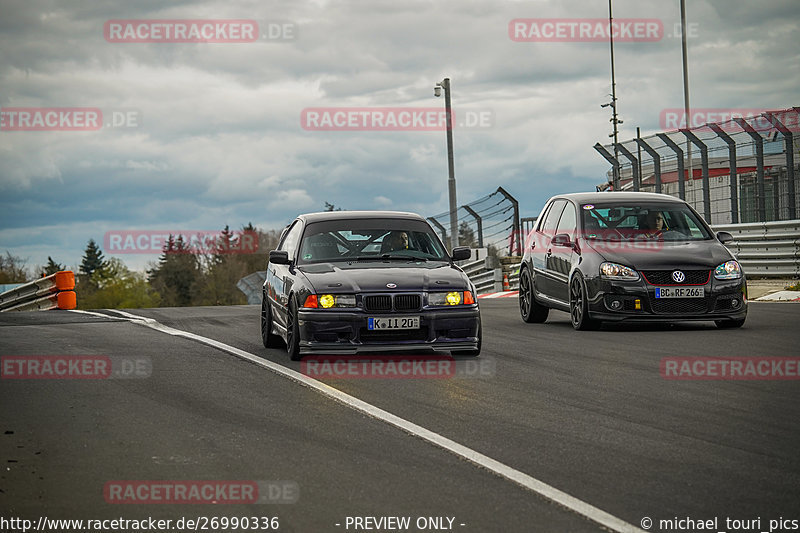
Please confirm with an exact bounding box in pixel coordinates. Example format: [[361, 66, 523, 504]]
[[147, 235, 200, 307], [80, 239, 106, 277], [40, 256, 65, 277]]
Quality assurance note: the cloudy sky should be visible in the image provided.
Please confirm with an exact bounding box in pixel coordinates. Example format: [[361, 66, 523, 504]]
[[1, 0, 798, 272]]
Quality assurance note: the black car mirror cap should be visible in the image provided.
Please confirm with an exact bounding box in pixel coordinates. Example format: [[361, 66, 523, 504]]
[[551, 233, 574, 248], [269, 250, 291, 265], [451, 246, 472, 261], [717, 231, 734, 244]]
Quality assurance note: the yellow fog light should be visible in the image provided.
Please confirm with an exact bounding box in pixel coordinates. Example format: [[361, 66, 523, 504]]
[[634, 299, 641, 310], [446, 291, 462, 305], [319, 294, 335, 308]]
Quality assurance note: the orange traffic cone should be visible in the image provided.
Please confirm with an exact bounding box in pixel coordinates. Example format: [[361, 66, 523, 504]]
[[503, 273, 510, 291]]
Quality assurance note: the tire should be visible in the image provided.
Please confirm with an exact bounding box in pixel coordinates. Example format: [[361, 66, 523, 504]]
[[569, 275, 601, 331], [452, 320, 482, 357], [519, 267, 549, 323], [715, 318, 745, 329], [286, 297, 302, 361], [260, 293, 280, 348]]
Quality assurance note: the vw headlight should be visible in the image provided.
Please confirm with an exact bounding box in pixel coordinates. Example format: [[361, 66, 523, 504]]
[[600, 262, 640, 281], [714, 260, 742, 280]]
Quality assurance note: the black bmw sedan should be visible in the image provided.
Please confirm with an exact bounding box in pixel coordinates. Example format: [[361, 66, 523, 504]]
[[261, 211, 481, 359], [518, 192, 747, 330]]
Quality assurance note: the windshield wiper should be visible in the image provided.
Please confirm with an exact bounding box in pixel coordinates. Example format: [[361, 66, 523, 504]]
[[351, 254, 427, 262]]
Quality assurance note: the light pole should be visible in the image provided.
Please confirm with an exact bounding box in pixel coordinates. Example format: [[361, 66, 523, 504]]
[[603, 0, 623, 189], [680, 0, 694, 199], [601, 97, 623, 187], [434, 77, 459, 250]]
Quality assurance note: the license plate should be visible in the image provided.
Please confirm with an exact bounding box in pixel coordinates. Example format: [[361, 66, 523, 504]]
[[655, 287, 704, 298], [367, 316, 420, 330]]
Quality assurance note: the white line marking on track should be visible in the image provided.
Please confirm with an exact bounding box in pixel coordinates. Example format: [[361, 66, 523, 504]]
[[78, 308, 644, 533]]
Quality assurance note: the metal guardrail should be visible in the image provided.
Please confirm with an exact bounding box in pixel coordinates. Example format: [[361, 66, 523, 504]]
[[236, 271, 267, 304], [712, 220, 800, 278], [462, 261, 520, 295], [0, 270, 77, 312]]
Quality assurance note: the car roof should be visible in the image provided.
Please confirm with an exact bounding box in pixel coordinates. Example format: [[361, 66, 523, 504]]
[[549, 192, 686, 204], [295, 210, 428, 224]]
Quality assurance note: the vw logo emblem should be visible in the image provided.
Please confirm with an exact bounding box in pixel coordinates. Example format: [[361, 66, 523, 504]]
[[386, 283, 397, 288], [672, 270, 686, 283]]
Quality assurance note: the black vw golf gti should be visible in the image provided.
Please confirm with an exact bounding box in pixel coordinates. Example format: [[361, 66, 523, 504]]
[[262, 211, 481, 359], [519, 192, 747, 330]]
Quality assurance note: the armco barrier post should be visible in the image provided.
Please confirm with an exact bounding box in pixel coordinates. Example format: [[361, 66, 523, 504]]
[[493, 268, 503, 293]]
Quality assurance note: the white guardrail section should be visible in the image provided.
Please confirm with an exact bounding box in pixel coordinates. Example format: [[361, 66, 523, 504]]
[[0, 270, 77, 312], [712, 220, 800, 278]]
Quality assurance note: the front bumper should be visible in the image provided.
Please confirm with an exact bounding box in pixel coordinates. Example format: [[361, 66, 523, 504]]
[[583, 274, 747, 323], [296, 307, 481, 355]]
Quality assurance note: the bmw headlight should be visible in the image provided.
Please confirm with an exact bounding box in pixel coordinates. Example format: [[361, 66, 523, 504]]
[[308, 294, 357, 308], [429, 291, 475, 306], [600, 262, 640, 281], [714, 260, 742, 280]]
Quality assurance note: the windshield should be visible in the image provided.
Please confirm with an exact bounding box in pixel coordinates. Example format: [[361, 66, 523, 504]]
[[580, 203, 713, 241], [297, 219, 448, 264]]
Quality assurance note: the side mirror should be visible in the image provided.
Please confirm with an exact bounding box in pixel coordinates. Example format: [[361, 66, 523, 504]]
[[451, 246, 471, 261], [551, 233, 573, 248], [717, 231, 734, 244], [269, 250, 290, 265]]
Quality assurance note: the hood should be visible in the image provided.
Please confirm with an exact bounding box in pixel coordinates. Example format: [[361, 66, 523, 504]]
[[582, 238, 735, 270], [298, 261, 470, 293]]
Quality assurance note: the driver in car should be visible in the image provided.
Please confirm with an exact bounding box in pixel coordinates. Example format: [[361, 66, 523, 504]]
[[641, 211, 666, 238], [386, 231, 410, 251]]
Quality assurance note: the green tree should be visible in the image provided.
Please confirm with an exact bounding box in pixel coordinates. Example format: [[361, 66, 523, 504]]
[[0, 251, 29, 284], [78, 258, 160, 309], [39, 256, 65, 277], [192, 226, 250, 306], [236, 222, 270, 275], [148, 235, 200, 307], [80, 239, 106, 278], [458, 221, 477, 248], [78, 238, 107, 300], [324, 201, 343, 211]]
